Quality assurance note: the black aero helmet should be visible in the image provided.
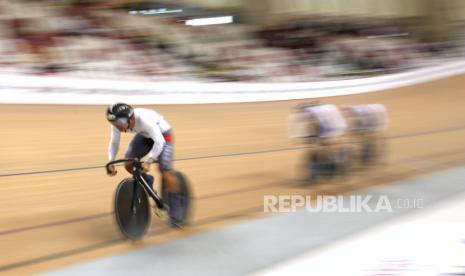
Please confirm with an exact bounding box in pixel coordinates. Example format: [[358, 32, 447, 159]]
[[106, 103, 134, 126]]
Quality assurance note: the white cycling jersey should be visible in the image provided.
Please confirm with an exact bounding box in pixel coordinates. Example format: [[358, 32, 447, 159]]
[[306, 104, 347, 138], [108, 108, 171, 161], [288, 104, 347, 139], [348, 104, 388, 133]]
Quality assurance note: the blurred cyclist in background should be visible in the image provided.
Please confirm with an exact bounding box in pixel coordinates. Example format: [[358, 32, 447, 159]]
[[289, 101, 348, 181], [105, 103, 182, 226], [339, 103, 389, 164]]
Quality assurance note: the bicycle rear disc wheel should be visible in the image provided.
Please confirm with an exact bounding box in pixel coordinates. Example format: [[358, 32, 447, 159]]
[[162, 171, 191, 225], [114, 178, 151, 240]]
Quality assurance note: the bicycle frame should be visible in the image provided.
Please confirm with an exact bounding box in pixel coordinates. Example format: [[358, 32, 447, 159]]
[[106, 158, 165, 210]]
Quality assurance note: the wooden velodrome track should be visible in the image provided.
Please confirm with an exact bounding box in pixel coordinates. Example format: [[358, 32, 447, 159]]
[[1, 74, 465, 275]]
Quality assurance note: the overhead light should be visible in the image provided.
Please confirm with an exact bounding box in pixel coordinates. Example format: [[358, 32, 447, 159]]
[[185, 16, 233, 26], [128, 9, 183, 15]]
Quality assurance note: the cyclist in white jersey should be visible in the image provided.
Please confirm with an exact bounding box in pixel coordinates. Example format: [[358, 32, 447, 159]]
[[341, 104, 388, 134], [289, 102, 348, 181], [105, 103, 182, 224], [340, 103, 389, 164]]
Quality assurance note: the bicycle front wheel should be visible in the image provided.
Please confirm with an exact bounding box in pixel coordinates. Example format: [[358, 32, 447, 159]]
[[114, 178, 151, 240]]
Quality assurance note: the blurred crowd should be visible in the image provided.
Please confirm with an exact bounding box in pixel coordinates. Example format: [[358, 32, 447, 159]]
[[0, 0, 463, 82], [258, 17, 448, 78]]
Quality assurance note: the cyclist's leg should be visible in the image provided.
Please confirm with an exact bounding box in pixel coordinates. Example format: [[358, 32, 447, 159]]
[[159, 142, 179, 193], [320, 138, 337, 175], [158, 132, 183, 224], [124, 134, 155, 189], [365, 132, 383, 164]]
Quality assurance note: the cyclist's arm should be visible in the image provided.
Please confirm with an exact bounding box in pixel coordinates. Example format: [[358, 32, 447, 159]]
[[108, 126, 121, 161]]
